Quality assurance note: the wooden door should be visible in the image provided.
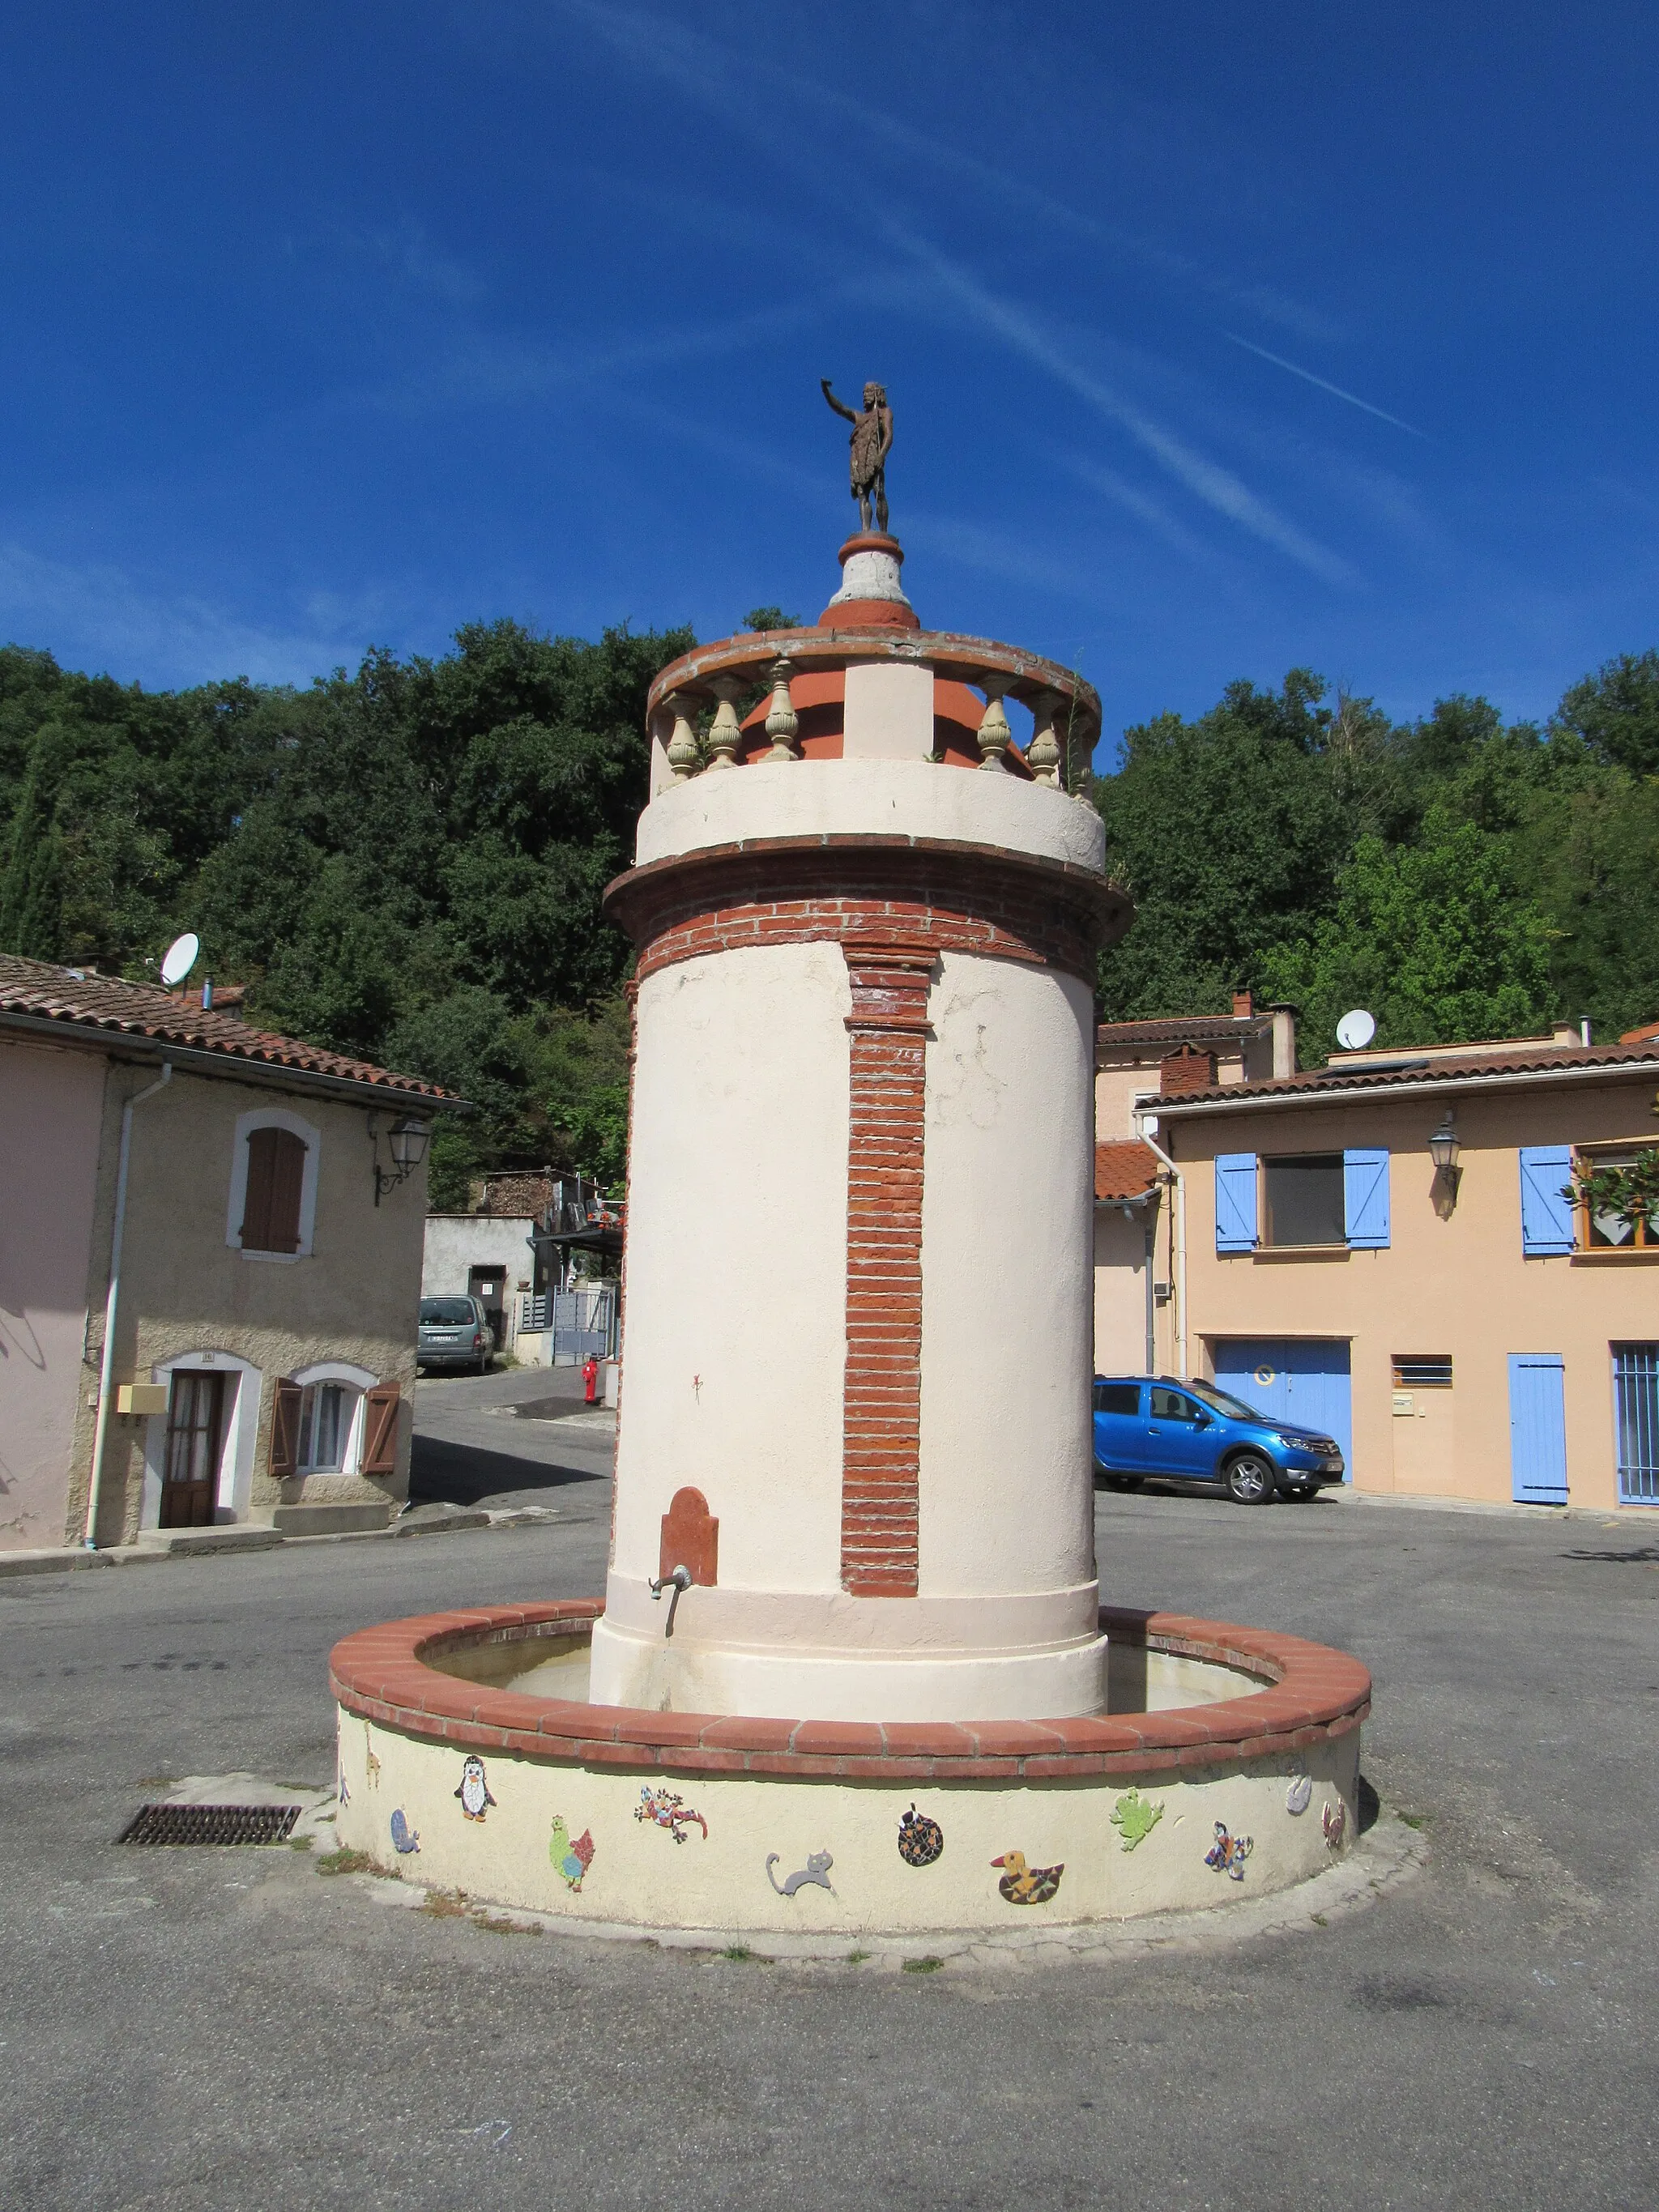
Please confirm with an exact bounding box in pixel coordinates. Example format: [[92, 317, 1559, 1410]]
[[161, 1372, 225, 1528]]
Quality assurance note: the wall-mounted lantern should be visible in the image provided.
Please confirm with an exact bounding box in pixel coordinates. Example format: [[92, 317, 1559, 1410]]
[[1427, 1112, 1460, 1175], [369, 1113, 432, 1204]]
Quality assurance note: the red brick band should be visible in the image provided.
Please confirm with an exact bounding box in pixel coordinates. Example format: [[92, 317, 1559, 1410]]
[[840, 944, 933, 1596], [603, 835, 1131, 987], [329, 1602, 1372, 1782]]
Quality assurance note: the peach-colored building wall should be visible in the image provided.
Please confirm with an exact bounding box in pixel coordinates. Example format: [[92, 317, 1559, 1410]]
[[1158, 1074, 1659, 1508], [0, 1042, 104, 1548], [1093, 1203, 1156, 1375]]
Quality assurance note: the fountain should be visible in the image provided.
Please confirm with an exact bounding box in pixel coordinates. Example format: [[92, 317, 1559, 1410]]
[[331, 489, 1369, 1941]]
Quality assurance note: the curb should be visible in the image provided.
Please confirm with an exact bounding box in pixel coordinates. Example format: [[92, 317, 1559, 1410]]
[[0, 1506, 558, 1580]]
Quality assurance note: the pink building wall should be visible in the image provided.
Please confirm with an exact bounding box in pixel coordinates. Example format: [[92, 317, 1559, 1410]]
[[0, 1042, 105, 1548]]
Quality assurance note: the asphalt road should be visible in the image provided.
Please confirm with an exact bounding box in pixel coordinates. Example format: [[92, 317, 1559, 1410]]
[[2, 1394, 1656, 2210]]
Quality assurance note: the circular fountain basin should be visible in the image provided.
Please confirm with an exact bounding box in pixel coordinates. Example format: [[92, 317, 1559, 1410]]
[[331, 1603, 1369, 1936]]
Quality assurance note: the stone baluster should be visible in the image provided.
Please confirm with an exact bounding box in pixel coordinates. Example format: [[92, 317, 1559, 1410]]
[[706, 677, 744, 770], [976, 680, 1012, 772], [663, 693, 701, 783], [764, 658, 800, 761], [1027, 689, 1063, 786]]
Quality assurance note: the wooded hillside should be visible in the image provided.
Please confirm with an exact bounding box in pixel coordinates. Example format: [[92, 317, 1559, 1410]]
[[3, 621, 1656, 1199]]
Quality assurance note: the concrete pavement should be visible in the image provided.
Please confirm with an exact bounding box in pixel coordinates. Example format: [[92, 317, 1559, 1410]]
[[1, 1392, 1656, 2209]]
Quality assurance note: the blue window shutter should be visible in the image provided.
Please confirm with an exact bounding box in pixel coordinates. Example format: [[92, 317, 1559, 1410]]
[[1518, 1146, 1575, 1255], [1214, 1153, 1259, 1252], [1343, 1149, 1391, 1248]]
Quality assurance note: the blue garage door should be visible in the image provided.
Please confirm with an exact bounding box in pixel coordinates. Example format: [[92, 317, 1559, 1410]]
[[1210, 1340, 1354, 1481]]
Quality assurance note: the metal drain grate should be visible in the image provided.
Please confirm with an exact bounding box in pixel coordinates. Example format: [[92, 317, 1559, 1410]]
[[117, 1803, 302, 1847]]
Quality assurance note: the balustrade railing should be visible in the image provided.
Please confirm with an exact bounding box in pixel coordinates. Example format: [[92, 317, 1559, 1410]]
[[646, 625, 1100, 793]]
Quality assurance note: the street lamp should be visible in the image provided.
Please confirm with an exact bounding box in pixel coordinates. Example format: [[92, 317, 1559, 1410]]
[[371, 1114, 431, 1204], [1427, 1112, 1460, 1176]]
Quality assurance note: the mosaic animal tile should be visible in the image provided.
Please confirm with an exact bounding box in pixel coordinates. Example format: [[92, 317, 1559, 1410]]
[[634, 1786, 706, 1842], [454, 1754, 497, 1822], [1322, 1798, 1347, 1848], [549, 1816, 595, 1892], [390, 1808, 420, 1854], [1286, 1772, 1313, 1816], [1204, 1821, 1253, 1880], [1110, 1788, 1164, 1851], [766, 1848, 834, 1897], [992, 1850, 1064, 1904], [897, 1804, 944, 1867]]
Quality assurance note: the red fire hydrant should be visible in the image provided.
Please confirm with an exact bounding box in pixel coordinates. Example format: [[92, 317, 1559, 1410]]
[[582, 1355, 599, 1404]]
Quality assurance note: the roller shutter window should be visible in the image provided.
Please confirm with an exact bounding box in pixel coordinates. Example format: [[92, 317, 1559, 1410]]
[[1214, 1153, 1259, 1252], [1343, 1149, 1391, 1248], [1518, 1145, 1575, 1256], [361, 1383, 400, 1477], [241, 1126, 307, 1253]]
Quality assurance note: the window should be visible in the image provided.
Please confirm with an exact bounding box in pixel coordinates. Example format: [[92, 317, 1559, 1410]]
[[1614, 1345, 1659, 1504], [1149, 1385, 1204, 1423], [420, 1297, 477, 1324], [228, 1107, 320, 1259], [1215, 1149, 1390, 1252], [1094, 1382, 1141, 1415], [242, 1127, 306, 1253], [1392, 1356, 1452, 1389], [1265, 1155, 1346, 1247], [297, 1381, 357, 1472], [1575, 1147, 1659, 1251]]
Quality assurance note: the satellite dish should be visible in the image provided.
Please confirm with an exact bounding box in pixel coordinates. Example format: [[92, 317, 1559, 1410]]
[[1336, 1008, 1376, 1052], [160, 932, 200, 988]]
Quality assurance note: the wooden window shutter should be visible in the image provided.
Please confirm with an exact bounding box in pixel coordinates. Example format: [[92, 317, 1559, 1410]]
[[269, 1378, 302, 1477], [241, 1126, 306, 1253], [362, 1383, 400, 1477]]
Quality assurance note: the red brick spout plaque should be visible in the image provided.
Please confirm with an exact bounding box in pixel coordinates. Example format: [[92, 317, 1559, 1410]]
[[660, 1487, 719, 1588]]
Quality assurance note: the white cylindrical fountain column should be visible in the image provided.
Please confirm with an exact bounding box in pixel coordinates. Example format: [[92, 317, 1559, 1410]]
[[588, 549, 1129, 1722]]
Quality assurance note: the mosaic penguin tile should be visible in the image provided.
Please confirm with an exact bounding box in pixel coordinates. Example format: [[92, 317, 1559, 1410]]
[[1204, 1821, 1252, 1881], [390, 1809, 420, 1854], [633, 1786, 706, 1842], [897, 1803, 944, 1867], [1110, 1788, 1163, 1851], [454, 1754, 497, 1822], [766, 1848, 834, 1897], [549, 1816, 595, 1892], [992, 1850, 1064, 1904]]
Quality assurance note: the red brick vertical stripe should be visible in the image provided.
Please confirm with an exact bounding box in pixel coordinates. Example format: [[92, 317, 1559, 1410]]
[[841, 943, 934, 1596]]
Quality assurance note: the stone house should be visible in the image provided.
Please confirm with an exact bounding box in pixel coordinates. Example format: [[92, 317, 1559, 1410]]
[[0, 954, 463, 1549]]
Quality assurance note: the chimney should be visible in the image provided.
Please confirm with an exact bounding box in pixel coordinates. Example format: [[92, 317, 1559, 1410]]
[[1161, 1046, 1218, 1097], [1232, 988, 1253, 1018], [1551, 1021, 1582, 1046], [1268, 1004, 1298, 1080]]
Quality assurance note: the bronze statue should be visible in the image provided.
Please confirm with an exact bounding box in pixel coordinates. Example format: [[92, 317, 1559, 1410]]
[[821, 378, 893, 534]]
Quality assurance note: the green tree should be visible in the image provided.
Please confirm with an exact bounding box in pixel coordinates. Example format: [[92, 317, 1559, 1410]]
[[1094, 671, 1350, 1018], [1262, 810, 1557, 1056], [1554, 650, 1659, 778]]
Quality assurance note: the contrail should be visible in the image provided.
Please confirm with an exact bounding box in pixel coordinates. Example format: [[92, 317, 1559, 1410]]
[[1224, 334, 1427, 437]]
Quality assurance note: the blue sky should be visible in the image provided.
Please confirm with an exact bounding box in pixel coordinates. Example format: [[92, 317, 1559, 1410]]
[[2, 2, 1656, 761]]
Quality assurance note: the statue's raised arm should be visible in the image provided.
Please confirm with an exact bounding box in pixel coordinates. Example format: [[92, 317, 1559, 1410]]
[[821, 377, 894, 535]]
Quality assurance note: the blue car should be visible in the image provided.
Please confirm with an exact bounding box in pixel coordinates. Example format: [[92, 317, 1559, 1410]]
[[1092, 1375, 1346, 1505]]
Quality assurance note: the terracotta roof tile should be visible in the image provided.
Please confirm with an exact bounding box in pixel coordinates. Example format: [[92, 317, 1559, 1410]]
[[1097, 1013, 1270, 1048], [0, 953, 460, 1102], [1095, 1139, 1160, 1200], [1155, 1038, 1659, 1110]]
